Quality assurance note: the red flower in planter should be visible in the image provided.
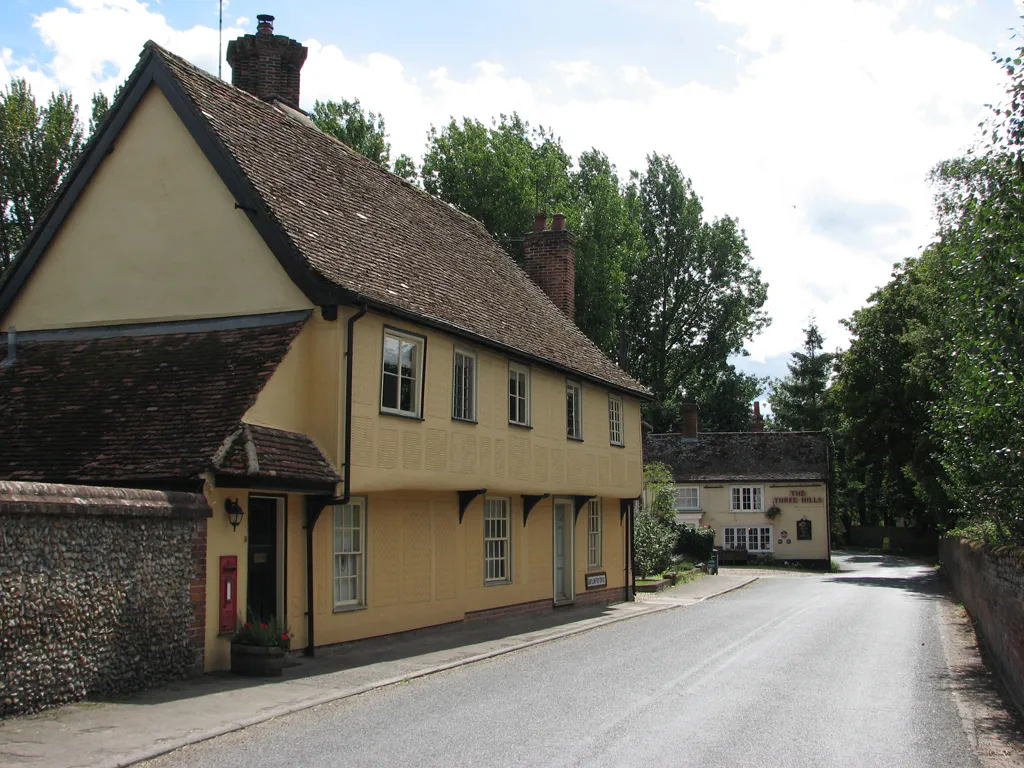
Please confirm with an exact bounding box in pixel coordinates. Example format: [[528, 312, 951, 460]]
[[281, 634, 289, 641], [260, 623, 268, 630], [243, 623, 250, 629]]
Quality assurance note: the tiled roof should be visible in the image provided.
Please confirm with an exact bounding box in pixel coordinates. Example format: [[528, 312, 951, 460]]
[[0, 317, 306, 487], [213, 422, 340, 487], [148, 44, 648, 397], [644, 432, 830, 483]]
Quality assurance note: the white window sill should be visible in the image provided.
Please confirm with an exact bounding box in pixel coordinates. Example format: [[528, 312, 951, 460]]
[[484, 579, 513, 587], [333, 603, 368, 614]]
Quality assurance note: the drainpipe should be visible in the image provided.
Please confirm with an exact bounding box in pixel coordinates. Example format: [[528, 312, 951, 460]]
[[1, 327, 15, 367], [305, 304, 367, 657]]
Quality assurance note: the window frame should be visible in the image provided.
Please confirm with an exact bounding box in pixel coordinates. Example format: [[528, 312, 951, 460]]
[[484, 496, 512, 585], [566, 380, 584, 440], [675, 486, 700, 511], [723, 525, 773, 553], [729, 485, 764, 512], [608, 394, 624, 447], [451, 346, 478, 423], [587, 499, 603, 569], [508, 361, 531, 427], [380, 327, 426, 419], [332, 497, 367, 610]]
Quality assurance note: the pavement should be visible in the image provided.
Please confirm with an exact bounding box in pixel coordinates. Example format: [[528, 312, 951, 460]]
[[0, 569, 758, 768], [139, 554, 1024, 768]]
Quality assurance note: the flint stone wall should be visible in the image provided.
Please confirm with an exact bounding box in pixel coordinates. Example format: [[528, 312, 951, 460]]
[[0, 482, 210, 718], [941, 536, 1024, 717]]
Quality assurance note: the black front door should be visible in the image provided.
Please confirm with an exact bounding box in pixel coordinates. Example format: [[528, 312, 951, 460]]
[[247, 497, 278, 624]]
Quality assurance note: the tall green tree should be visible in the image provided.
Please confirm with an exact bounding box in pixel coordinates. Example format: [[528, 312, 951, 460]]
[[926, 55, 1024, 544], [566, 149, 638, 356], [421, 113, 572, 256], [768, 318, 833, 432], [0, 79, 84, 276], [311, 98, 416, 181], [829, 253, 949, 529], [694, 364, 766, 432], [623, 153, 769, 431]]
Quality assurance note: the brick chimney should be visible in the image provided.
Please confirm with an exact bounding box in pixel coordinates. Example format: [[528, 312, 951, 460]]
[[523, 212, 576, 320], [680, 401, 699, 440], [751, 401, 765, 433], [226, 15, 308, 108]]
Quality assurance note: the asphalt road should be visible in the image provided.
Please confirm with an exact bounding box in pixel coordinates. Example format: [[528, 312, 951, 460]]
[[153, 555, 985, 768]]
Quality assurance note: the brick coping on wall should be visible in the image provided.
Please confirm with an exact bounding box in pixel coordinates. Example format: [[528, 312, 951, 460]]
[[0, 481, 211, 519]]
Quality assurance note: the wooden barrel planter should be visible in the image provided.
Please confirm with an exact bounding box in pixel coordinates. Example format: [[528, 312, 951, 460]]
[[231, 643, 287, 677]]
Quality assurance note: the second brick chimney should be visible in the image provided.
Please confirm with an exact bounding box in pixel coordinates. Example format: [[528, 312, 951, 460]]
[[751, 401, 765, 433], [523, 212, 576, 320], [226, 14, 308, 108], [680, 401, 699, 440]]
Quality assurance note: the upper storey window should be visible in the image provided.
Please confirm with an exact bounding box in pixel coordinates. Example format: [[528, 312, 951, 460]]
[[381, 328, 425, 418]]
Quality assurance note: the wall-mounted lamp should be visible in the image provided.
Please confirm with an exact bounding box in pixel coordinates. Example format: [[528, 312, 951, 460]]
[[225, 498, 244, 531]]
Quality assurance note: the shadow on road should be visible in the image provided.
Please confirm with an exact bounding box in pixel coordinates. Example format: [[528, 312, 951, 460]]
[[824, 572, 944, 600]]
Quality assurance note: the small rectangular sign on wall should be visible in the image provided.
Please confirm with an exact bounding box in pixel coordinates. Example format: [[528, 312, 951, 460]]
[[586, 572, 607, 590]]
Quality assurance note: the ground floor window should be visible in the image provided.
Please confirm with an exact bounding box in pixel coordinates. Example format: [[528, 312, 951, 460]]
[[723, 525, 773, 553], [484, 497, 511, 583], [587, 499, 602, 568], [333, 498, 366, 608]]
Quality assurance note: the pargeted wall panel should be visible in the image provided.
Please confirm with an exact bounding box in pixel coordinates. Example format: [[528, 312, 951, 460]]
[[351, 416, 373, 467], [567, 449, 584, 485], [377, 428, 398, 469], [402, 504, 433, 604], [534, 446, 549, 483], [551, 449, 565, 484], [598, 456, 610, 486], [403, 430, 423, 471], [611, 456, 625, 487], [480, 437, 492, 475], [494, 439, 506, 478], [372, 505, 403, 606], [464, 502, 484, 587], [509, 436, 531, 481], [426, 429, 447, 472], [351, 329, 379, 406], [433, 503, 457, 600], [450, 433, 477, 475]]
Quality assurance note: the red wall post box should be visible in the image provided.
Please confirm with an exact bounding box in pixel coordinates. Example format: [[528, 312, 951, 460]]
[[219, 555, 238, 633]]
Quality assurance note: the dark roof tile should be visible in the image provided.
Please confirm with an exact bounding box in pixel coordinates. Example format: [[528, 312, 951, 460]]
[[0, 318, 305, 486], [644, 432, 830, 483], [149, 44, 647, 397]]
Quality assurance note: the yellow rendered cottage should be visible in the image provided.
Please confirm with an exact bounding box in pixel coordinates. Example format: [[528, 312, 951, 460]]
[[0, 17, 649, 671], [644, 404, 832, 569]]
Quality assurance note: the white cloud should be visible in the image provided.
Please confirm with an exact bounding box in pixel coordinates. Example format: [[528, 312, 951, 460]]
[[3, 0, 1009, 363]]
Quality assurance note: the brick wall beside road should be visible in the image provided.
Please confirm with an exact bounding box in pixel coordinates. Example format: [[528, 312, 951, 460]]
[[0, 482, 211, 718], [941, 536, 1024, 716]]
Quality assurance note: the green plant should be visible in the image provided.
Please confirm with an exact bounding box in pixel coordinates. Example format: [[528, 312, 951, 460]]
[[881, 536, 892, 552], [829, 559, 841, 573], [674, 523, 715, 562], [232, 612, 291, 650], [764, 505, 781, 521], [634, 510, 676, 577], [751, 553, 776, 566]]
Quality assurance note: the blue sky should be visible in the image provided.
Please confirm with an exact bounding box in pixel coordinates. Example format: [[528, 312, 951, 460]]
[[3, 0, 1024, 386]]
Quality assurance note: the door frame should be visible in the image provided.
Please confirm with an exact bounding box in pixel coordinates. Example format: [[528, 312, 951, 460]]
[[552, 497, 575, 605], [247, 493, 288, 623]]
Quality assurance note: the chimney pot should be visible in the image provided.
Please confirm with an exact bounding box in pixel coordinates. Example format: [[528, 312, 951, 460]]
[[552, 213, 566, 231], [533, 212, 547, 232], [256, 14, 275, 35]]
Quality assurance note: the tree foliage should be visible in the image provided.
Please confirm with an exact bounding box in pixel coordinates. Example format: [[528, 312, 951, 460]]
[[0, 79, 84, 275], [311, 98, 416, 181], [768, 317, 833, 432], [624, 154, 769, 431]]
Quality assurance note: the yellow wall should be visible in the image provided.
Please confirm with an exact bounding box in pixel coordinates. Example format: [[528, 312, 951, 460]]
[[681, 482, 829, 561], [1, 85, 311, 332], [347, 310, 645, 498], [202, 488, 627, 670]]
